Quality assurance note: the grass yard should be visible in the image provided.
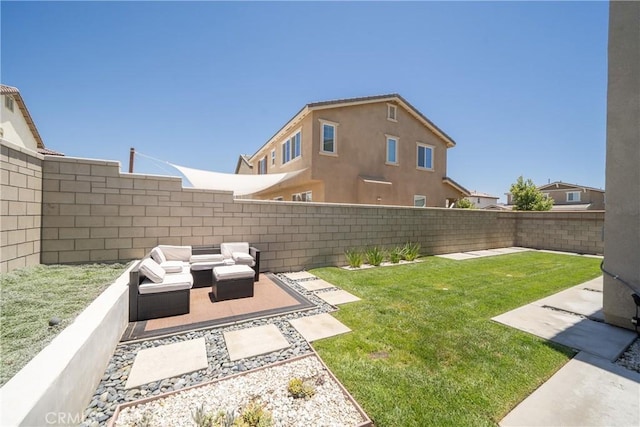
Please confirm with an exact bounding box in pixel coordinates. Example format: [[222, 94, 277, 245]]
[[0, 263, 128, 386], [310, 251, 602, 427]]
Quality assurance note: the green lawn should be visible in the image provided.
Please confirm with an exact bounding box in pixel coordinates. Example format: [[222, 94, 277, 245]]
[[310, 252, 602, 427], [0, 263, 128, 386]]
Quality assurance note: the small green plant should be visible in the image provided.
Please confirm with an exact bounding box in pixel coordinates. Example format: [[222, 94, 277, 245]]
[[287, 377, 316, 399], [389, 246, 404, 264], [365, 246, 385, 266], [345, 248, 363, 268], [192, 404, 234, 427], [403, 242, 421, 261], [234, 400, 273, 427], [455, 198, 475, 209]]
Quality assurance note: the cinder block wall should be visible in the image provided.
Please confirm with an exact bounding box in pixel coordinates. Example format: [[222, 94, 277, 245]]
[[514, 211, 604, 254], [35, 155, 604, 272], [0, 141, 43, 273]]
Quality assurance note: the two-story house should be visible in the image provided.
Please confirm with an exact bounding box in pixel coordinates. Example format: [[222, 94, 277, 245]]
[[464, 191, 500, 209], [506, 181, 605, 210], [235, 94, 469, 207], [1, 84, 62, 155]]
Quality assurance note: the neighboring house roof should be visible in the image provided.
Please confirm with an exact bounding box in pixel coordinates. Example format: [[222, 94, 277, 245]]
[[538, 181, 604, 193], [550, 203, 593, 211], [469, 191, 499, 199], [37, 147, 65, 156], [483, 204, 511, 210], [248, 93, 457, 162], [234, 154, 253, 174], [443, 177, 471, 197], [1, 84, 45, 150]]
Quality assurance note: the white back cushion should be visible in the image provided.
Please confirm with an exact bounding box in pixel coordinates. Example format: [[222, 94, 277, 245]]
[[220, 242, 249, 258], [158, 245, 192, 261], [139, 258, 166, 284], [150, 247, 167, 264]]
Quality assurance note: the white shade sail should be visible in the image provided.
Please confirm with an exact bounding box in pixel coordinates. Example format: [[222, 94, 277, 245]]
[[170, 163, 306, 196]]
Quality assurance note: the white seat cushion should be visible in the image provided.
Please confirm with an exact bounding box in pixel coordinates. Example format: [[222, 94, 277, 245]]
[[138, 258, 166, 283], [139, 273, 193, 294], [220, 242, 249, 259], [191, 261, 225, 271], [190, 253, 224, 263], [232, 251, 255, 267], [158, 245, 192, 262], [160, 260, 187, 273], [150, 247, 167, 264], [213, 264, 255, 281]]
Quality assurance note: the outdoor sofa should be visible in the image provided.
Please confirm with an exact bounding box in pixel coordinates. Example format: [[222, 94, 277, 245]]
[[128, 243, 261, 321]]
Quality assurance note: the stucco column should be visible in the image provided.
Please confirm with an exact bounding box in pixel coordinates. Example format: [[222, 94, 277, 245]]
[[603, 0, 640, 329]]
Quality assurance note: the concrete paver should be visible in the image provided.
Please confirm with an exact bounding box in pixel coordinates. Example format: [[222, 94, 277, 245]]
[[532, 285, 604, 321], [500, 351, 640, 427], [298, 278, 336, 291], [579, 276, 603, 292], [436, 252, 480, 260], [289, 313, 351, 342], [283, 271, 316, 281], [223, 324, 290, 361], [125, 338, 207, 389], [492, 304, 635, 361], [316, 289, 361, 305]]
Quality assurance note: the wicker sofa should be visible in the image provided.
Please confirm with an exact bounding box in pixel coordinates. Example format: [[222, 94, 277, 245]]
[[128, 244, 261, 321]]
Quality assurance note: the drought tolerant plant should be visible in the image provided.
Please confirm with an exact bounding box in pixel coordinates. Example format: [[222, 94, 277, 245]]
[[191, 404, 234, 427], [235, 400, 273, 427], [365, 246, 385, 266], [402, 242, 421, 261], [389, 246, 404, 264], [345, 248, 363, 268], [287, 377, 316, 399]]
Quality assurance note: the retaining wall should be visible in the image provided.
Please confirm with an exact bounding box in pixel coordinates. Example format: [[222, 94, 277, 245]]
[[0, 141, 43, 273]]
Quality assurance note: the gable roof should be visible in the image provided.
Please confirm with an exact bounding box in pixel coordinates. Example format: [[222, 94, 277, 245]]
[[249, 93, 457, 161], [443, 177, 470, 197], [234, 154, 253, 174], [538, 181, 604, 193], [1, 84, 45, 150]]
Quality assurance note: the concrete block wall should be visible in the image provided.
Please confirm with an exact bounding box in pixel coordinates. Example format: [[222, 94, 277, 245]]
[[0, 141, 43, 273], [514, 211, 604, 255]]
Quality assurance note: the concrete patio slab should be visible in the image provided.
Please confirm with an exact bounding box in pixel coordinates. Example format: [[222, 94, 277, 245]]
[[289, 313, 351, 342], [500, 351, 640, 427], [298, 278, 336, 291], [283, 271, 316, 281], [492, 304, 636, 361], [579, 276, 603, 292], [317, 289, 361, 305], [532, 285, 604, 321], [465, 249, 506, 257], [489, 247, 531, 254], [125, 338, 207, 389], [436, 252, 480, 260], [223, 324, 290, 361]]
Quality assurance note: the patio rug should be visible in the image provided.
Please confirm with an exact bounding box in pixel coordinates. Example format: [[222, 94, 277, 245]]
[[121, 273, 315, 342]]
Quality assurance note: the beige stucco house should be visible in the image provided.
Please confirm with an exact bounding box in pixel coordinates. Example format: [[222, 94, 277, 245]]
[[0, 84, 62, 155], [506, 181, 605, 210], [465, 191, 500, 209], [235, 94, 469, 207]]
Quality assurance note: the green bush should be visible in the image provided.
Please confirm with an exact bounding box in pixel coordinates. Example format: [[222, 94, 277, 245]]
[[345, 249, 363, 268], [403, 242, 421, 261], [389, 246, 404, 263], [365, 246, 385, 266]]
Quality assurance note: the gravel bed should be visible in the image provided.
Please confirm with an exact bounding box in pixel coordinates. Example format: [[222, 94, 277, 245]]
[[81, 274, 339, 427], [615, 337, 640, 373], [113, 355, 367, 427]]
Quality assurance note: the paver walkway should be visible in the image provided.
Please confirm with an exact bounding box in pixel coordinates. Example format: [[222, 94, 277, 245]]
[[223, 324, 291, 361]]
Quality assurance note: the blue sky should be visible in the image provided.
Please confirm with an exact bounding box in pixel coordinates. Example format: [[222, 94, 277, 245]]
[[2, 1, 608, 202]]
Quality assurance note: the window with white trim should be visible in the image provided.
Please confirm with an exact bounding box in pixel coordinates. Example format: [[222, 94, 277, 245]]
[[387, 104, 397, 122], [386, 135, 398, 165], [566, 191, 581, 202], [320, 120, 337, 154], [282, 130, 301, 165], [258, 157, 267, 175], [417, 143, 434, 170], [414, 195, 426, 207], [4, 96, 14, 112], [292, 191, 312, 202], [271, 149, 276, 166]]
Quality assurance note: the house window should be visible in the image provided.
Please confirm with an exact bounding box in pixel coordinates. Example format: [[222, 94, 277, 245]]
[[414, 195, 426, 207], [387, 104, 397, 122], [320, 120, 338, 155], [386, 135, 398, 165], [567, 191, 581, 202], [4, 96, 14, 112], [258, 157, 267, 175], [282, 130, 302, 165], [271, 149, 276, 166], [292, 191, 312, 202], [417, 143, 434, 170]]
